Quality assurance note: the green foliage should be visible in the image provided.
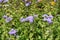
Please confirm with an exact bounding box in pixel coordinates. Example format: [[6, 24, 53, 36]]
[[0, 0, 60, 40]]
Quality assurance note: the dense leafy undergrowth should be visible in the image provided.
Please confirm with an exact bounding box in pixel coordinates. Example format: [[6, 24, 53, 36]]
[[0, 0, 60, 40]]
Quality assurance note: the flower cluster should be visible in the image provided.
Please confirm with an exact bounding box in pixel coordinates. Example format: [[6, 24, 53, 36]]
[[20, 15, 38, 23], [3, 14, 53, 24], [0, 0, 8, 3], [23, 0, 31, 7], [3, 15, 13, 23], [25, 2, 31, 7], [20, 16, 34, 23], [9, 29, 17, 35], [42, 14, 53, 23]]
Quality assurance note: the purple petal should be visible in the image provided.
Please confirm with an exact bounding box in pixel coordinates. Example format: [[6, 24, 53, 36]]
[[42, 14, 53, 23], [9, 29, 17, 35], [20, 17, 26, 22], [5, 17, 13, 23], [46, 18, 52, 23], [0, 0, 3, 3], [25, 16, 34, 23], [29, 19, 34, 23], [25, 2, 31, 6], [3, 0, 8, 3], [48, 15, 53, 19], [20, 16, 34, 23], [3, 15, 7, 19], [26, 16, 33, 20]]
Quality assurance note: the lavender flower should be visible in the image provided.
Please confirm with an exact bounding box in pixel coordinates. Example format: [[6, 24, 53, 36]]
[[0, 0, 8, 3], [3, 15, 7, 19], [20, 17, 26, 22], [20, 16, 34, 23], [20, 15, 38, 23], [46, 18, 52, 23], [9, 29, 17, 35], [3, 15, 13, 23], [26, 16, 34, 23], [48, 15, 53, 19], [5, 17, 13, 23], [42, 14, 53, 23], [3, 0, 8, 3], [29, 19, 34, 23], [0, 0, 3, 3], [25, 2, 31, 6]]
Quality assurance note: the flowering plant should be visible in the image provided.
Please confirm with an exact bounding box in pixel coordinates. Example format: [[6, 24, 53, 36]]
[[0, 0, 60, 40]]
